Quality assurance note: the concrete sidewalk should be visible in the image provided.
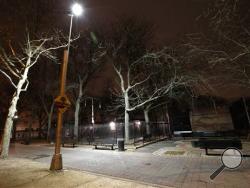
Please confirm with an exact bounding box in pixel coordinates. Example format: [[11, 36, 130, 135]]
[[5, 142, 250, 188], [0, 158, 170, 188]]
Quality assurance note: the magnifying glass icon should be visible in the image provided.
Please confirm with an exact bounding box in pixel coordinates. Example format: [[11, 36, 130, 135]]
[[210, 148, 243, 180]]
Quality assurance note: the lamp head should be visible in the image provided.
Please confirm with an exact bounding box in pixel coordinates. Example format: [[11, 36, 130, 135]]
[[71, 3, 83, 16]]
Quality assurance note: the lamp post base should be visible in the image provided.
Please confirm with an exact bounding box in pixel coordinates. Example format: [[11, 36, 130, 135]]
[[50, 154, 63, 170]]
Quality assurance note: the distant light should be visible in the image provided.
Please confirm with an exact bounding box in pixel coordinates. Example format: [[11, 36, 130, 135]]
[[13, 112, 18, 119], [71, 3, 83, 16], [109, 121, 116, 131], [135, 120, 141, 128], [135, 120, 141, 126]]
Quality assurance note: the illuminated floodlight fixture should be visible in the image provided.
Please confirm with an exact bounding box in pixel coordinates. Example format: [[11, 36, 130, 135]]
[[109, 121, 116, 131], [71, 3, 83, 16]]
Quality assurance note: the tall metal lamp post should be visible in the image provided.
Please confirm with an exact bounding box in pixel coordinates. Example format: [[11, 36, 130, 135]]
[[50, 3, 83, 171]]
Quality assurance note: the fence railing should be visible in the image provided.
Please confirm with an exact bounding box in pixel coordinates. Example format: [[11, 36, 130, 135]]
[[11, 121, 169, 145], [63, 121, 169, 145]]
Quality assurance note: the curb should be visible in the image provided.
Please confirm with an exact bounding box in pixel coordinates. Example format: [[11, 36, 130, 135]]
[[135, 137, 168, 149]]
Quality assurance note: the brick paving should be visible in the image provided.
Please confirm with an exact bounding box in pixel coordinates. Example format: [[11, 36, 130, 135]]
[[8, 141, 250, 188]]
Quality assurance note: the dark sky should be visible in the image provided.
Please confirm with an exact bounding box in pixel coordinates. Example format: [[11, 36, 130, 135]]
[[0, 0, 210, 97], [70, 0, 206, 42], [65, 0, 206, 96], [0, 0, 206, 43]]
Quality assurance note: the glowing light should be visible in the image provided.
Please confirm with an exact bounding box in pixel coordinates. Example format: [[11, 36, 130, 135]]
[[135, 120, 141, 126], [71, 3, 83, 16], [135, 120, 141, 128], [109, 121, 116, 131]]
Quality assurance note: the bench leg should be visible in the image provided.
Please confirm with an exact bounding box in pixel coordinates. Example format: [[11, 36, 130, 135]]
[[205, 148, 208, 155]]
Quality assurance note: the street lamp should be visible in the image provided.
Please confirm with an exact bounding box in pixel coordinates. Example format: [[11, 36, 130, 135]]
[[50, 3, 83, 171], [72, 3, 83, 16]]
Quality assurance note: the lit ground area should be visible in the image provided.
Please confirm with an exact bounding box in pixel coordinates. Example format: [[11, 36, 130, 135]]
[[2, 140, 250, 188], [0, 158, 161, 188], [137, 140, 250, 157]]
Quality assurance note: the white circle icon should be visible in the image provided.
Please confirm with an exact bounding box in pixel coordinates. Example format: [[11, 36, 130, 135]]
[[222, 148, 242, 169]]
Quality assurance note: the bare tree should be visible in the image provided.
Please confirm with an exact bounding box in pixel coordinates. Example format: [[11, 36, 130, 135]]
[[133, 48, 197, 136], [0, 34, 68, 158], [19, 58, 60, 142], [185, 0, 250, 88], [105, 18, 156, 141], [39, 86, 57, 142], [67, 31, 106, 141], [182, 0, 250, 138]]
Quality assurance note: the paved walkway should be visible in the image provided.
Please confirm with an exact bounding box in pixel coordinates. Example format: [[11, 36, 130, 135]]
[[7, 141, 250, 188], [0, 158, 163, 188]]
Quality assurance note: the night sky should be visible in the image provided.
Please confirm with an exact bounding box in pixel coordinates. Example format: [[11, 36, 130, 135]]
[[0, 0, 205, 43], [0, 0, 247, 99], [61, 0, 207, 96], [76, 0, 205, 42]]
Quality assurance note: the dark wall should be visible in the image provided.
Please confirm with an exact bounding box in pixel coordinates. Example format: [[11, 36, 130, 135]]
[[230, 98, 250, 135]]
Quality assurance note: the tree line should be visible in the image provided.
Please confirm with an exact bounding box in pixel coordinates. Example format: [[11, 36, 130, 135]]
[[1, 0, 250, 157]]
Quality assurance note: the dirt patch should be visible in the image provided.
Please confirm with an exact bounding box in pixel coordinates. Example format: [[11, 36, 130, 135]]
[[164, 151, 185, 155]]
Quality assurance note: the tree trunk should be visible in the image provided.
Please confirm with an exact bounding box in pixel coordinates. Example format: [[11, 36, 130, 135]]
[[74, 80, 83, 141], [47, 101, 54, 142], [1, 67, 29, 158], [27, 117, 32, 145], [242, 97, 250, 140], [144, 108, 151, 135], [124, 91, 130, 142]]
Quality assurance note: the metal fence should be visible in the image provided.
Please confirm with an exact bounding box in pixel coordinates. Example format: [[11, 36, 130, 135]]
[[63, 121, 169, 145], [10, 121, 169, 145]]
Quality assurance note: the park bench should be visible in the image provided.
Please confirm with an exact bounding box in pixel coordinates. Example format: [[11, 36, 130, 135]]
[[133, 135, 152, 145], [143, 134, 152, 142], [62, 136, 77, 148], [174, 131, 237, 140], [133, 137, 143, 145], [191, 138, 242, 155], [93, 142, 114, 150], [173, 131, 192, 139]]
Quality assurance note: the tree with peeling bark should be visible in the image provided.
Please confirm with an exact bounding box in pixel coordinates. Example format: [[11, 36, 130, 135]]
[[109, 42, 212, 139], [0, 34, 68, 158], [106, 18, 155, 142], [110, 52, 164, 142], [111, 47, 196, 141], [133, 48, 196, 136], [67, 31, 106, 141]]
